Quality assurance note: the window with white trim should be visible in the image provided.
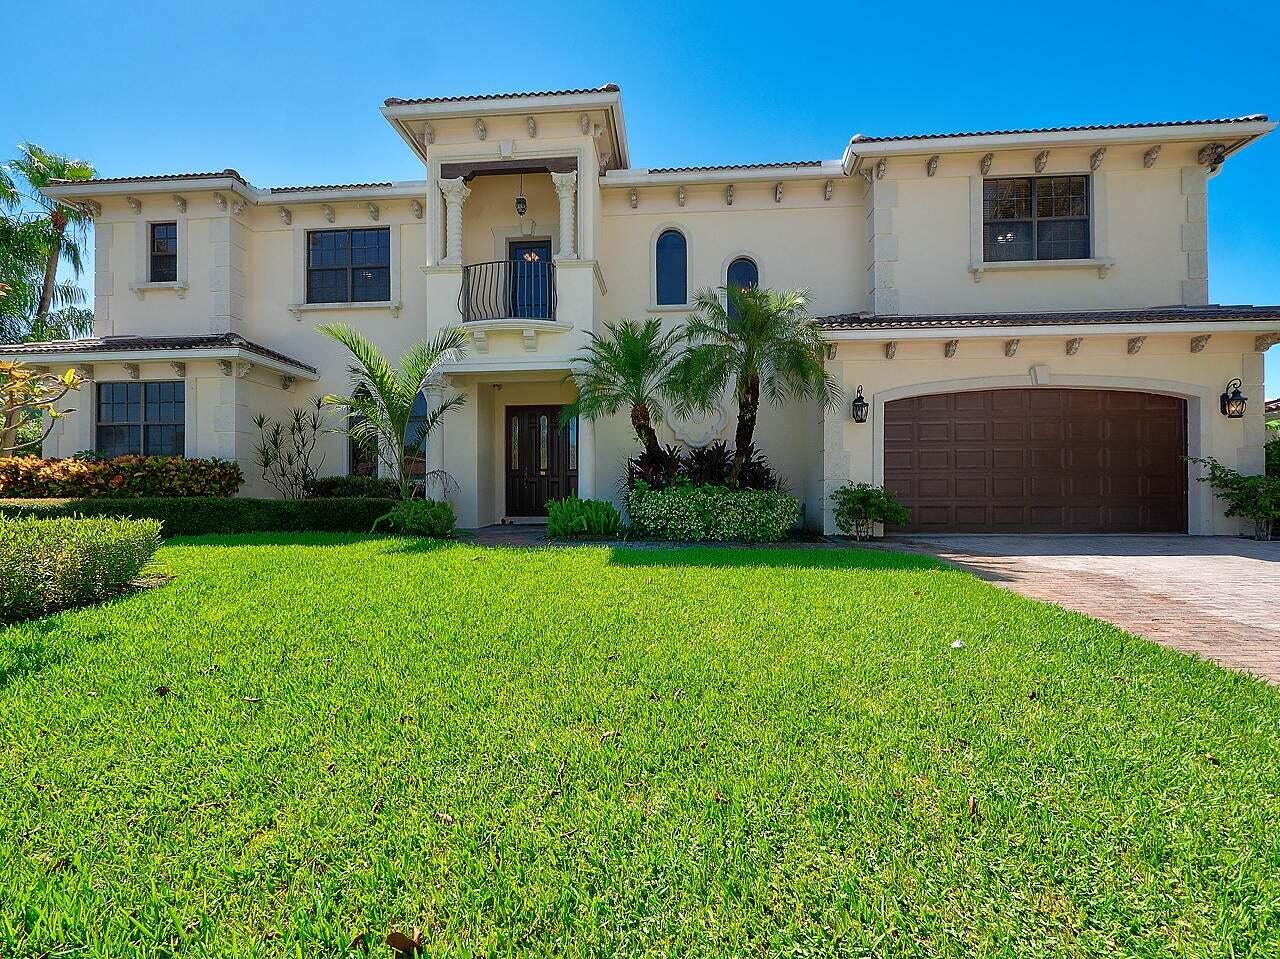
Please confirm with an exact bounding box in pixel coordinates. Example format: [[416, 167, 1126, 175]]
[[983, 176, 1090, 262], [654, 229, 688, 305], [96, 381, 185, 457], [307, 227, 391, 303]]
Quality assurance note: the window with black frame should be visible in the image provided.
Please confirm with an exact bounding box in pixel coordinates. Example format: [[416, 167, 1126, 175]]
[[306, 227, 391, 303], [96, 381, 185, 457], [983, 176, 1090, 262], [150, 222, 178, 282]]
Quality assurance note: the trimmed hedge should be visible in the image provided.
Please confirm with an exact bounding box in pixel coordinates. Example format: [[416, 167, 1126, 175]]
[[0, 497, 397, 537], [304, 474, 401, 499], [627, 482, 801, 543], [0, 455, 243, 498], [1, 515, 162, 624]]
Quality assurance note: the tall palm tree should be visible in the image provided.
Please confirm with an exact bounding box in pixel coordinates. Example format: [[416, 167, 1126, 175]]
[[317, 323, 467, 500], [562, 317, 685, 460], [7, 143, 95, 326], [673, 285, 839, 484]]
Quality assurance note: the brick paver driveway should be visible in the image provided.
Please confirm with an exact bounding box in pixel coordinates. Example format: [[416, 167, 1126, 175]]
[[900, 535, 1280, 683]]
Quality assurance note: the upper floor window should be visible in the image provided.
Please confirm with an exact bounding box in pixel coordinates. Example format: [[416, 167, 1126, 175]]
[[983, 176, 1090, 263], [307, 227, 391, 304], [655, 229, 687, 306], [150, 222, 178, 282], [96, 381, 185, 458], [726, 256, 759, 319]]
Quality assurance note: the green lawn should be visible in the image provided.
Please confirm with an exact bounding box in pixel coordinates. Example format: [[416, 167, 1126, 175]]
[[2, 535, 1279, 957]]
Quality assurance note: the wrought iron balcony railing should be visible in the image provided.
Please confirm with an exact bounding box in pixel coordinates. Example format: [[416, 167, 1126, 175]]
[[459, 259, 557, 322]]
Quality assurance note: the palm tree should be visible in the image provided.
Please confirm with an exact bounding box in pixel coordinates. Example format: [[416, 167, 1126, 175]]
[[6, 143, 95, 327], [317, 323, 467, 500], [673, 285, 839, 484], [562, 317, 686, 460]]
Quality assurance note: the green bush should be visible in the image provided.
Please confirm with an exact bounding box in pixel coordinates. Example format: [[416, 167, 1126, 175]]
[[0, 497, 395, 537], [546, 496, 622, 539], [304, 474, 402, 499], [1190, 456, 1280, 541], [0, 515, 162, 624], [627, 482, 800, 543], [829, 482, 911, 540], [1266, 435, 1279, 478], [371, 499, 456, 537], [0, 455, 243, 498]]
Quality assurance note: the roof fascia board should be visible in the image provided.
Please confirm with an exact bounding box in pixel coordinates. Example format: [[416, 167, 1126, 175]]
[[843, 120, 1276, 160], [257, 181, 426, 204], [603, 163, 843, 187], [0, 346, 319, 379], [822, 319, 1280, 341], [43, 177, 256, 201]]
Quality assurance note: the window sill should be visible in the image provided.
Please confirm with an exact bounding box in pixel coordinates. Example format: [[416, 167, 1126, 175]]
[[646, 303, 693, 314], [130, 281, 188, 300], [969, 258, 1115, 283], [288, 300, 402, 319]]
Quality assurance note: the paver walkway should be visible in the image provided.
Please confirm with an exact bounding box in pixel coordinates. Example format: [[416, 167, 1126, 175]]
[[900, 535, 1280, 683]]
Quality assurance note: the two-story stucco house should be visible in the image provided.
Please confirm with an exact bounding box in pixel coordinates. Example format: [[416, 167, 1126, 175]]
[[7, 85, 1280, 535]]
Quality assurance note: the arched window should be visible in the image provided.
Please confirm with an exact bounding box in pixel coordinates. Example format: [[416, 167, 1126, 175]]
[[726, 256, 758, 292], [348, 386, 378, 476], [405, 390, 429, 477], [654, 229, 687, 306]]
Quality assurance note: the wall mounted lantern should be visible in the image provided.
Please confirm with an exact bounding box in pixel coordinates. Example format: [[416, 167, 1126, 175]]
[[851, 385, 869, 423], [1220, 378, 1247, 418], [514, 174, 527, 218]]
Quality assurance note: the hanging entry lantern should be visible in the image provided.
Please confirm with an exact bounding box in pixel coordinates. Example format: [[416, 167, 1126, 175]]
[[851, 385, 869, 424], [515, 174, 527, 218], [1220, 378, 1247, 418]]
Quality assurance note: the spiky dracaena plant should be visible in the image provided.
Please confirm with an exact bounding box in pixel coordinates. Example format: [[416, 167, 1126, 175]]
[[562, 317, 686, 460], [317, 323, 467, 501], [672, 285, 840, 485]]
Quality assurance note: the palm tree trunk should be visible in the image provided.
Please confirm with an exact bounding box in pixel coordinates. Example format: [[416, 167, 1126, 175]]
[[630, 403, 662, 460], [35, 214, 66, 323], [730, 374, 760, 485]]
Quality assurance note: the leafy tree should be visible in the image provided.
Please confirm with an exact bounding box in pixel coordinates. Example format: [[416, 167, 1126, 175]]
[[1, 360, 83, 455], [562, 317, 685, 460], [317, 323, 467, 500], [673, 285, 839, 484]]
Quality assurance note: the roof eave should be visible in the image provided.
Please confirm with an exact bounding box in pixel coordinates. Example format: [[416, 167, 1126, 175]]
[[0, 345, 319, 379], [821, 319, 1280, 341], [42, 176, 256, 203], [842, 119, 1277, 163], [603, 162, 843, 187]]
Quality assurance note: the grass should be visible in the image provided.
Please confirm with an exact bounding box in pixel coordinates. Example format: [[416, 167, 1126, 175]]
[[2, 534, 1279, 957]]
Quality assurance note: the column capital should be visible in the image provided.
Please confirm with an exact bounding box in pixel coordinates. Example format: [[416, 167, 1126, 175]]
[[438, 176, 472, 205], [550, 170, 578, 198]]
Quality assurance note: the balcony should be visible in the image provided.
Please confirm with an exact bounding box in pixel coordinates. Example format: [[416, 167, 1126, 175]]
[[459, 259, 557, 323]]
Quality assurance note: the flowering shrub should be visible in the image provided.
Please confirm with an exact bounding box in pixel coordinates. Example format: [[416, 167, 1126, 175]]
[[627, 481, 800, 543], [0, 455, 243, 498]]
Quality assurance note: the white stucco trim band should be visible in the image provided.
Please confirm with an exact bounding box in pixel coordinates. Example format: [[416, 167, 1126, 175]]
[[822, 320, 1280, 342], [2, 347, 319, 380]]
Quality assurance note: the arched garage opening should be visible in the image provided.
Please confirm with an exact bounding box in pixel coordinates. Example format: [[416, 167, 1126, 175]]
[[883, 387, 1188, 533]]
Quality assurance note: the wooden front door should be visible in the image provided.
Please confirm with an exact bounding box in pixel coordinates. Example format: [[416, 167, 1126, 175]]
[[505, 405, 578, 517]]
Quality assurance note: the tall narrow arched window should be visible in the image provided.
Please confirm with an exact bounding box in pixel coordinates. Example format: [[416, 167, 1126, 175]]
[[726, 256, 759, 292], [655, 229, 687, 306]]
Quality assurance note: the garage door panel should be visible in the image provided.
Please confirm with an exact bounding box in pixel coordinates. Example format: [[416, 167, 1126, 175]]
[[884, 388, 1186, 533]]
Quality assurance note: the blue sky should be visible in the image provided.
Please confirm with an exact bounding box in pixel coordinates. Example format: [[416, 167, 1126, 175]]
[[3, 0, 1277, 391]]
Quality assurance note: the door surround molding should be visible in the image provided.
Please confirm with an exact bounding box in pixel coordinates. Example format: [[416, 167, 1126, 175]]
[[868, 373, 1215, 534]]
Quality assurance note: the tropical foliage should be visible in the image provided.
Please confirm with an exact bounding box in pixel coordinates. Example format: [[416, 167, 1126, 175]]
[[673, 285, 838, 484], [317, 323, 467, 500], [252, 397, 327, 499], [545, 496, 622, 538], [371, 499, 457, 537], [0, 454, 243, 498], [628, 480, 801, 542], [562, 317, 685, 460], [0, 360, 83, 456], [1191, 455, 1280, 540], [830, 482, 911, 540]]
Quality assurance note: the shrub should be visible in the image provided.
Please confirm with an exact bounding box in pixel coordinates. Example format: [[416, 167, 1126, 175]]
[[628, 441, 782, 492], [1190, 456, 1280, 541], [371, 499, 456, 537], [0, 455, 243, 498], [0, 515, 162, 623], [626, 444, 684, 491], [627, 481, 800, 543], [304, 474, 401, 499], [1266, 436, 1279, 478], [253, 397, 327, 498], [546, 496, 622, 539], [830, 483, 911, 540], [0, 497, 394, 537]]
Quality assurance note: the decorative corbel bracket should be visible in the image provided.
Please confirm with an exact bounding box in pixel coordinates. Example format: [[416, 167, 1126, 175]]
[[280, 375, 296, 392], [823, 179, 833, 201], [279, 207, 292, 226], [170, 362, 186, 378], [321, 204, 335, 224], [944, 339, 958, 358], [367, 202, 380, 221], [926, 154, 939, 177], [410, 199, 423, 219], [172, 194, 187, 213], [1190, 334, 1212, 353], [1255, 333, 1280, 352], [979, 153, 993, 175], [474, 118, 487, 141], [774, 182, 783, 203], [579, 113, 591, 135], [1004, 338, 1021, 358], [1034, 150, 1050, 173], [725, 184, 733, 206], [237, 361, 254, 379], [213, 192, 227, 212], [126, 196, 142, 214], [970, 265, 984, 283], [526, 116, 537, 138], [1089, 147, 1106, 172], [1143, 145, 1161, 169], [628, 188, 638, 209], [421, 122, 434, 145], [1197, 142, 1227, 168], [470, 328, 488, 353], [123, 363, 140, 380], [1127, 336, 1146, 355], [874, 158, 887, 180], [1066, 337, 1082, 356], [676, 186, 686, 207], [389, 301, 402, 319], [884, 340, 897, 359], [1097, 262, 1113, 279], [81, 199, 102, 218], [231, 197, 247, 216], [521, 328, 538, 352]]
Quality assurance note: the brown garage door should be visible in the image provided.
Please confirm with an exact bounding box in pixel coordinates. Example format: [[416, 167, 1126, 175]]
[[884, 389, 1187, 533]]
